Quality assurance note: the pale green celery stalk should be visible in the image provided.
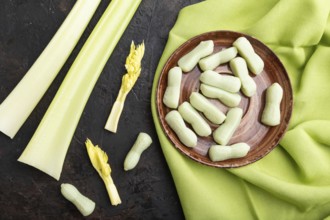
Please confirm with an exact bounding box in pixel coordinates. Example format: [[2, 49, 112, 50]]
[[18, 0, 142, 181], [0, 0, 101, 139]]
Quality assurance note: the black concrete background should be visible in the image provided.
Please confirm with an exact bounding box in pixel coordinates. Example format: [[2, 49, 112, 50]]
[[0, 0, 201, 219]]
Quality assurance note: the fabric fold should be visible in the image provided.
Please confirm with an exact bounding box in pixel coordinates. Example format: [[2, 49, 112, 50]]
[[151, 0, 330, 219]]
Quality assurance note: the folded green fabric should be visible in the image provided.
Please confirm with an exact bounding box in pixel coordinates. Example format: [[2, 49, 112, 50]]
[[151, 0, 330, 219]]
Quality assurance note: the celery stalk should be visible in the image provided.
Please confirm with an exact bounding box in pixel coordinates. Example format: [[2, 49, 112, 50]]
[[0, 0, 101, 139], [85, 139, 121, 206], [18, 0, 142, 180], [104, 41, 145, 133]]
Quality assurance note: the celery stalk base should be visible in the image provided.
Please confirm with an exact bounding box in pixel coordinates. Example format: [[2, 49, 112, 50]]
[[103, 176, 122, 206], [105, 100, 125, 133]]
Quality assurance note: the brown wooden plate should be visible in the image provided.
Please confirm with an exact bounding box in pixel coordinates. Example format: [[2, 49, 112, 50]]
[[156, 30, 293, 168]]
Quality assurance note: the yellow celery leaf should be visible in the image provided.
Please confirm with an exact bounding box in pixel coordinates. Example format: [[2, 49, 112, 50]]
[[85, 138, 121, 206], [122, 41, 145, 93], [85, 139, 111, 178], [104, 41, 145, 133]]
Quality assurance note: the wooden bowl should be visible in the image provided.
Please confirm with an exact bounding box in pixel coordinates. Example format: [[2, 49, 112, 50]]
[[156, 30, 293, 168]]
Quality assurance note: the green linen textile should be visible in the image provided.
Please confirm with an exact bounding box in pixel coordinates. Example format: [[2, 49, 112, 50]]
[[151, 0, 330, 219]]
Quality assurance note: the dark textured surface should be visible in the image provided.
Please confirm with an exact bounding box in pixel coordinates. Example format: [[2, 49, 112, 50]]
[[0, 0, 201, 219]]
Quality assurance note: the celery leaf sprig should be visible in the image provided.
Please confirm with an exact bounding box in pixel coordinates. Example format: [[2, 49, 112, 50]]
[[85, 138, 121, 206], [105, 41, 145, 133]]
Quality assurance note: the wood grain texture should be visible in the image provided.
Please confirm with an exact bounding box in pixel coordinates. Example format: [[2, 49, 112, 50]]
[[156, 31, 293, 168]]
